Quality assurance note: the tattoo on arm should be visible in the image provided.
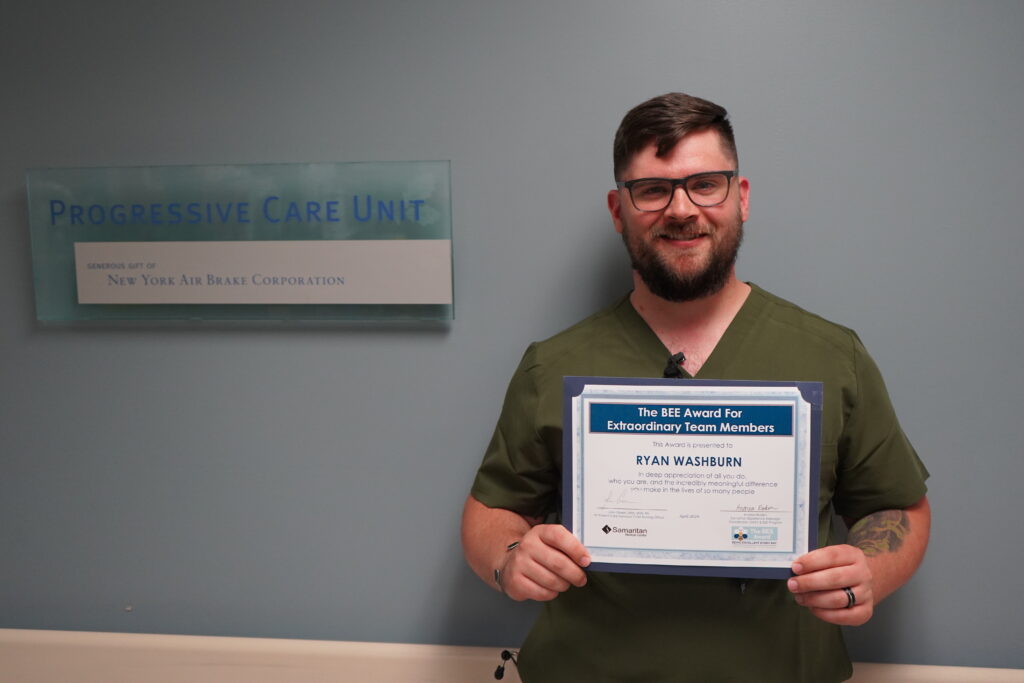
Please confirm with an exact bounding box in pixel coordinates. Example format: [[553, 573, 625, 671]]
[[848, 510, 910, 557]]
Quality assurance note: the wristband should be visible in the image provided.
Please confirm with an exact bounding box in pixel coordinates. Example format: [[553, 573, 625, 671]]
[[493, 541, 521, 591]]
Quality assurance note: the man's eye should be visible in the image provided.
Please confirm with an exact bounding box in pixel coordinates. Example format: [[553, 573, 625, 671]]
[[688, 176, 724, 194], [636, 184, 669, 198]]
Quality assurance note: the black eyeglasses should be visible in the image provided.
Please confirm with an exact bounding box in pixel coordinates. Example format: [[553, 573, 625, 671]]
[[616, 171, 737, 212]]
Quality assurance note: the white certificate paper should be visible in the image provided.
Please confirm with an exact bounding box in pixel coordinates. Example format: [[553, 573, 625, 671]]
[[563, 378, 822, 580]]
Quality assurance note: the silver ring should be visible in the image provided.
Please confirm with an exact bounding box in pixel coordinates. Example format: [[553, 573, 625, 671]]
[[843, 586, 856, 609]]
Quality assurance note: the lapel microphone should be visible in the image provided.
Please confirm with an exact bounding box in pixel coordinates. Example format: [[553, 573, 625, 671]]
[[663, 351, 686, 378]]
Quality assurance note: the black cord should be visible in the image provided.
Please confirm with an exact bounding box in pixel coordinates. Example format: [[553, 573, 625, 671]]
[[494, 649, 519, 679]]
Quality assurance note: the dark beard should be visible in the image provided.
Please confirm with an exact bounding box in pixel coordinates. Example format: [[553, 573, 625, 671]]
[[624, 220, 744, 303]]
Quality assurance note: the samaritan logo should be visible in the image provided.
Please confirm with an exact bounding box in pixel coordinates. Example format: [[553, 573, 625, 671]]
[[602, 524, 648, 537]]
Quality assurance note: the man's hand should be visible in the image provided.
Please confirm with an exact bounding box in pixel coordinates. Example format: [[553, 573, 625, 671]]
[[788, 544, 873, 626], [788, 497, 930, 627], [461, 495, 591, 603], [498, 524, 591, 602]]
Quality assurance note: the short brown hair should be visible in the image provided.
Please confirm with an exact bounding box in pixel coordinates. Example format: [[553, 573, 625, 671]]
[[612, 92, 737, 180]]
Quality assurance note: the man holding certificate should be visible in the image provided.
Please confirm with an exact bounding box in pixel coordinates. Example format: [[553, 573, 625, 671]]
[[461, 93, 930, 682]]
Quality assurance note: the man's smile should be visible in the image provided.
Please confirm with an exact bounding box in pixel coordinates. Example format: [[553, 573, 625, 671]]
[[654, 225, 711, 245]]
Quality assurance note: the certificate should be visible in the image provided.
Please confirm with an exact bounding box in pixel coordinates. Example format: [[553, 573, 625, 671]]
[[563, 377, 822, 580]]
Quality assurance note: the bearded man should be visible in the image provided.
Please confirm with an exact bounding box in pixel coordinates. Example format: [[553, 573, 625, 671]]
[[461, 92, 930, 683]]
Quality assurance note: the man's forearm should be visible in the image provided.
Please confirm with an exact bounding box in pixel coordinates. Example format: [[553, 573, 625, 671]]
[[460, 495, 533, 589], [847, 495, 931, 603]]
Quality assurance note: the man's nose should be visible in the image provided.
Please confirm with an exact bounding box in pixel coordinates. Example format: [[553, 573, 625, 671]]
[[663, 184, 699, 220]]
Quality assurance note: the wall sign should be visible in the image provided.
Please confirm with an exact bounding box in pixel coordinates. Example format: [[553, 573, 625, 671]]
[[27, 161, 453, 321]]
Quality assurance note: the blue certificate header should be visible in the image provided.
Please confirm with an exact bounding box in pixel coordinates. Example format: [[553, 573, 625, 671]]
[[589, 403, 793, 436]]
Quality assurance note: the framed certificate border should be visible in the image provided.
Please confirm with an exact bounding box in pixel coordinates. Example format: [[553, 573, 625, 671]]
[[563, 377, 822, 580]]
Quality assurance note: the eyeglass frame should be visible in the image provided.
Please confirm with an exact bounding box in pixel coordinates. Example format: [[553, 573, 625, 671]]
[[615, 170, 739, 212]]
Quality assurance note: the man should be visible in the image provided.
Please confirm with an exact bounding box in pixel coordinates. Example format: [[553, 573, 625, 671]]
[[462, 93, 930, 682]]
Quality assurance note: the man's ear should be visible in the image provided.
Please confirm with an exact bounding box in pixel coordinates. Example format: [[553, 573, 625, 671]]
[[738, 176, 750, 223], [608, 188, 624, 235]]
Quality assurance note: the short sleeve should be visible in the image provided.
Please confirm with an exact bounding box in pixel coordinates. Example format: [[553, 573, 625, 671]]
[[833, 333, 929, 520], [470, 344, 561, 517]]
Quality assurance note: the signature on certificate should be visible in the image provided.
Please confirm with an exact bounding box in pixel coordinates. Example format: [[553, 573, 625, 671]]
[[604, 486, 641, 504]]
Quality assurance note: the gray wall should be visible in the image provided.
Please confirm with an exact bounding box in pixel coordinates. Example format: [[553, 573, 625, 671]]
[[2, 0, 1022, 670]]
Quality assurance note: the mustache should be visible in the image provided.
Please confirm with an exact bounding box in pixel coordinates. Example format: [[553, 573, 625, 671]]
[[653, 222, 713, 240]]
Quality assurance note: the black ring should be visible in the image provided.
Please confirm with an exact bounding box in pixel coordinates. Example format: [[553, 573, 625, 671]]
[[843, 586, 856, 609]]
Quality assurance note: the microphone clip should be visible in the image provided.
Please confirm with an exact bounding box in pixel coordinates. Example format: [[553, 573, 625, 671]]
[[663, 351, 686, 378], [494, 649, 519, 680]]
